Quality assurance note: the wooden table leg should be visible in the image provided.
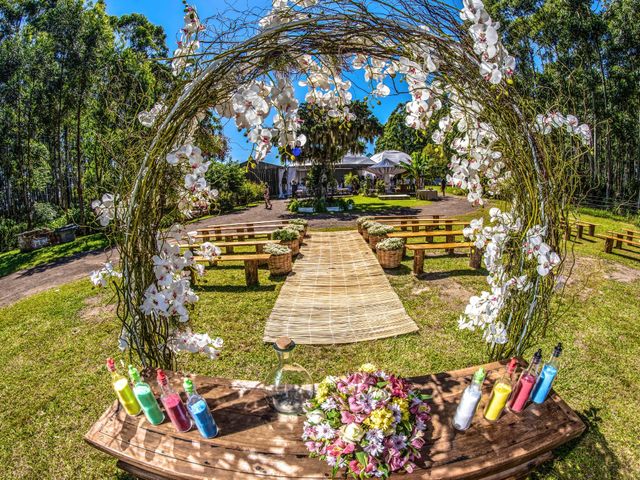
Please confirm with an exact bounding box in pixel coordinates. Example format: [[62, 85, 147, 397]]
[[225, 245, 233, 254], [604, 237, 613, 253], [413, 250, 424, 275], [588, 225, 596, 236], [245, 260, 259, 286], [577, 225, 584, 239], [615, 235, 622, 249]]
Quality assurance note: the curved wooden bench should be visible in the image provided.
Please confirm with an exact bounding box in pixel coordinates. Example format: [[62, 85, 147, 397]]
[[85, 361, 585, 479]]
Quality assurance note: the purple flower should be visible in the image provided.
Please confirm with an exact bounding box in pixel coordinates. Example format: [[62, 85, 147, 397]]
[[386, 434, 407, 451]]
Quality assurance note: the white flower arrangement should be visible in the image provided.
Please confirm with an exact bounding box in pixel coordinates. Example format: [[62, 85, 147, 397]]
[[376, 238, 405, 251], [264, 243, 292, 256], [367, 223, 395, 236]]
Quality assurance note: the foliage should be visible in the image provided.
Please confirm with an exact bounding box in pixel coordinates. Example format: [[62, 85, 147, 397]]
[[0, 218, 27, 252], [272, 228, 300, 241], [375, 103, 430, 154], [367, 223, 395, 236], [408, 145, 448, 187], [485, 0, 640, 208], [375, 179, 386, 195], [356, 216, 374, 226], [289, 218, 308, 226], [264, 242, 291, 256], [376, 237, 405, 251], [343, 172, 360, 192]]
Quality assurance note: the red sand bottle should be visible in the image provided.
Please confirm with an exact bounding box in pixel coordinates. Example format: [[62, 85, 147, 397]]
[[508, 349, 542, 413], [157, 369, 192, 432], [107, 358, 141, 416]]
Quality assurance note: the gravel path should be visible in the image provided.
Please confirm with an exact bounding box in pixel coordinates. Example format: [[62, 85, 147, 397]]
[[0, 195, 475, 308]]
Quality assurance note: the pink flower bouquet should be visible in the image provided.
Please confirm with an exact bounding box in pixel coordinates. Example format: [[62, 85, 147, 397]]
[[302, 364, 431, 478]]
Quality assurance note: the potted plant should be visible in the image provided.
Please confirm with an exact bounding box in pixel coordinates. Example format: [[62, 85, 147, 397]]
[[286, 223, 306, 244], [356, 216, 373, 235], [367, 223, 395, 250], [273, 227, 301, 256], [289, 218, 309, 237], [360, 220, 376, 241], [376, 237, 405, 268], [265, 243, 293, 275]]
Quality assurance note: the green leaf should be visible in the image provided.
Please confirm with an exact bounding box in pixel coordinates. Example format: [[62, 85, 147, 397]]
[[355, 451, 367, 466]]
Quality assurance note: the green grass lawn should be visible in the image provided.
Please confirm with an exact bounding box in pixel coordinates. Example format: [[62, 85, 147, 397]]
[[0, 212, 638, 478], [0, 234, 109, 278], [349, 194, 434, 212]]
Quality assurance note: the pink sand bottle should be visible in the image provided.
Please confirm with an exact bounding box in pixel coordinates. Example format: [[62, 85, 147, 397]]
[[157, 369, 192, 432], [508, 349, 542, 413]]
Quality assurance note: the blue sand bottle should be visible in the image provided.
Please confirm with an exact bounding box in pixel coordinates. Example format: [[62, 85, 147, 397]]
[[531, 343, 563, 404], [184, 378, 218, 438]]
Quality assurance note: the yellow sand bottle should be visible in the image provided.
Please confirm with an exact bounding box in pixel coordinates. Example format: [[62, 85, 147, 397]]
[[484, 358, 518, 422], [107, 358, 141, 416]]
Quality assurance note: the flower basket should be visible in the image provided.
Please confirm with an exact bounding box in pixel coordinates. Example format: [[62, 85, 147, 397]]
[[303, 364, 431, 478], [362, 228, 370, 241], [377, 248, 403, 269], [369, 234, 387, 250], [268, 251, 293, 275], [280, 238, 300, 256]]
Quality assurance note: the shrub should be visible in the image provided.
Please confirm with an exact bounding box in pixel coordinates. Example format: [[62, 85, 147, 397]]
[[287, 223, 305, 233], [264, 243, 291, 255], [290, 218, 308, 226], [367, 223, 395, 236], [272, 228, 299, 241], [375, 179, 386, 195], [376, 237, 405, 251], [33, 202, 60, 227], [0, 218, 27, 252], [361, 220, 376, 229], [288, 199, 300, 212]]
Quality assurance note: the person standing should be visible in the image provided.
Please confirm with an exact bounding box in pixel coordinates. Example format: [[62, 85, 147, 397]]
[[291, 179, 298, 199], [263, 183, 272, 209], [440, 177, 447, 197]]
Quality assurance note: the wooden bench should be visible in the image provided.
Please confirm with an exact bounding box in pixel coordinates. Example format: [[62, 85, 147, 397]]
[[85, 361, 585, 479], [608, 229, 640, 242], [407, 242, 476, 274], [193, 253, 271, 285], [388, 227, 470, 242], [196, 223, 288, 234], [194, 230, 276, 242], [598, 234, 640, 254], [198, 219, 292, 229], [181, 240, 275, 255], [378, 194, 410, 200], [370, 215, 443, 220]]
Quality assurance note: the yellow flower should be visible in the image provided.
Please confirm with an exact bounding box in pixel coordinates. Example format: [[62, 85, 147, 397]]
[[360, 363, 377, 373], [315, 382, 331, 404], [392, 398, 410, 422], [364, 408, 394, 432]]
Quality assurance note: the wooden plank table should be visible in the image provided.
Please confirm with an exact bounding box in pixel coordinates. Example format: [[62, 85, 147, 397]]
[[85, 361, 585, 480]]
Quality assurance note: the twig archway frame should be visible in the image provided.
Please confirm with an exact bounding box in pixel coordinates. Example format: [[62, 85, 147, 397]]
[[102, 0, 590, 368]]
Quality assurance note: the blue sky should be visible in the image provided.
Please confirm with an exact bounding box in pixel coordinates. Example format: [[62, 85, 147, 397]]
[[104, 0, 410, 164]]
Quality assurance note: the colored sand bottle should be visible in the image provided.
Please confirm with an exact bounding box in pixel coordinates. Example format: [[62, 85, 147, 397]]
[[484, 358, 518, 422], [508, 349, 542, 413], [107, 358, 141, 416], [531, 343, 563, 404], [128, 365, 165, 425], [453, 367, 485, 431], [157, 369, 192, 432], [184, 378, 218, 439]]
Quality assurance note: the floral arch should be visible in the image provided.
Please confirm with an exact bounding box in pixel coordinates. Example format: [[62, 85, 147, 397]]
[[92, 0, 590, 368]]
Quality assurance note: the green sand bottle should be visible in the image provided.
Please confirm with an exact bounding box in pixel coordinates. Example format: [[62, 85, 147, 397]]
[[128, 365, 165, 425]]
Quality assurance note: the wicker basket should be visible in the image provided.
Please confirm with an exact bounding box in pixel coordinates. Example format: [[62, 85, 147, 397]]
[[357, 225, 363, 235], [268, 252, 293, 275], [369, 234, 386, 250], [280, 239, 300, 256], [377, 248, 403, 269], [362, 229, 370, 241]]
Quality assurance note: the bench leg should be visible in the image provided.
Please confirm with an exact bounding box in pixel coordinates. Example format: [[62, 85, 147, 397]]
[[413, 250, 425, 276], [604, 237, 613, 253], [577, 225, 584, 239], [469, 247, 482, 269], [564, 225, 570, 240], [615, 238, 622, 249], [245, 260, 259, 286], [256, 245, 264, 254], [588, 225, 595, 236], [225, 246, 234, 254]]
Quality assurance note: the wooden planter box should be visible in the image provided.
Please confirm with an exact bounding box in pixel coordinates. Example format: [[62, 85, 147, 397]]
[[377, 248, 403, 268], [267, 252, 292, 275], [85, 361, 586, 480]]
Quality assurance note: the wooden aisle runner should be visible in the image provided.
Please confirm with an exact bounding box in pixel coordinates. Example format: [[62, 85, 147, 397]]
[[263, 231, 418, 344]]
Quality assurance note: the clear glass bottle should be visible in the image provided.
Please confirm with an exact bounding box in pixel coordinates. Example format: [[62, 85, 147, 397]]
[[453, 367, 485, 431], [531, 343, 563, 404], [128, 365, 165, 425], [508, 349, 542, 413], [484, 358, 518, 422], [106, 358, 141, 416], [265, 336, 314, 415], [184, 378, 218, 438], [157, 369, 192, 432]]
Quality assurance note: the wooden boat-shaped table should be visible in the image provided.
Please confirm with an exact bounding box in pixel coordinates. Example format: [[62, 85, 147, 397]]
[[85, 361, 585, 479]]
